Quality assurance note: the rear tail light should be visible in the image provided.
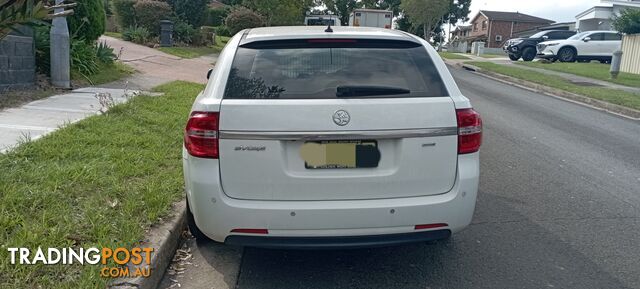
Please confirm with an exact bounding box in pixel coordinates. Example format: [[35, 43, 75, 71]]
[[415, 223, 448, 230], [456, 108, 482, 154], [384, 24, 391, 29], [231, 228, 269, 234], [184, 112, 219, 158]]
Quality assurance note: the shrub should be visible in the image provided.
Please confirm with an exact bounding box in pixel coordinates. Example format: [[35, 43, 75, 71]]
[[34, 26, 51, 75], [171, 0, 209, 27], [225, 7, 263, 36], [133, 0, 172, 36], [71, 40, 100, 77], [122, 25, 150, 44], [204, 8, 228, 27], [613, 9, 640, 34], [68, 0, 106, 42], [112, 0, 136, 30], [96, 41, 117, 64], [173, 20, 197, 44], [215, 25, 231, 37]]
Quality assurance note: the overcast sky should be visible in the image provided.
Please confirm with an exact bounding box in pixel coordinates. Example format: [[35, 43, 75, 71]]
[[466, 0, 604, 23]]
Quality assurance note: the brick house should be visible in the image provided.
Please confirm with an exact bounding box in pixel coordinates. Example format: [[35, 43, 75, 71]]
[[468, 11, 554, 48]]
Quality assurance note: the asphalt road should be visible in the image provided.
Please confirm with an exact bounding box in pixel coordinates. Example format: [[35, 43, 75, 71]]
[[160, 66, 640, 289]]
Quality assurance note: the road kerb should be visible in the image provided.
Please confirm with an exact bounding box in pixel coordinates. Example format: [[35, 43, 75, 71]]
[[446, 60, 640, 120], [108, 200, 187, 289]]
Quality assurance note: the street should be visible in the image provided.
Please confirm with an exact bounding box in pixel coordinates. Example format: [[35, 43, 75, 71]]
[[161, 66, 640, 289]]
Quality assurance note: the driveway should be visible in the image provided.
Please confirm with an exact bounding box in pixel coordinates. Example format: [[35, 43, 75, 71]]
[[159, 63, 640, 289], [99, 36, 216, 89]]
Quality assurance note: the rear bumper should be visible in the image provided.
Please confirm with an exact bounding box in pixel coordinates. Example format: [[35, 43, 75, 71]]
[[225, 230, 451, 249], [183, 149, 479, 246]]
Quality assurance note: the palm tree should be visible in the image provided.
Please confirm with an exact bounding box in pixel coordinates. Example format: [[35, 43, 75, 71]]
[[0, 0, 75, 39]]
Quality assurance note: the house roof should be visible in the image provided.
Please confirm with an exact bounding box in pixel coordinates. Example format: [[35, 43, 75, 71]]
[[475, 10, 554, 24]]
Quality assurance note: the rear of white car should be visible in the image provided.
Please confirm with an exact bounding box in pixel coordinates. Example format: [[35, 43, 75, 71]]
[[183, 26, 481, 249]]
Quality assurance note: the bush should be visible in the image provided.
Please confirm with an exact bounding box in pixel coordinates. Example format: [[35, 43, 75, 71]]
[[71, 40, 100, 77], [171, 0, 209, 27], [34, 26, 50, 75], [133, 0, 172, 36], [96, 41, 117, 64], [68, 0, 106, 42], [215, 25, 231, 37], [204, 8, 228, 27], [173, 21, 197, 44], [112, 0, 136, 30], [225, 7, 264, 36], [122, 25, 150, 44], [613, 9, 640, 34]]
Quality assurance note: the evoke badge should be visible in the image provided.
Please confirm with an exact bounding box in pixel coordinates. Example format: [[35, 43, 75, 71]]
[[333, 110, 350, 126], [234, 146, 266, 151]]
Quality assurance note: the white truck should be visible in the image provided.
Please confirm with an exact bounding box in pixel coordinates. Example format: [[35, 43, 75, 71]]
[[305, 15, 342, 26], [349, 9, 393, 29]]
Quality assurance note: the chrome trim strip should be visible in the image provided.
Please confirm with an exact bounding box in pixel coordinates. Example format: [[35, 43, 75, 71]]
[[219, 127, 458, 141]]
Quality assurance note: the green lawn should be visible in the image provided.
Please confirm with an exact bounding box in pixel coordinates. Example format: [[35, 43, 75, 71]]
[[157, 36, 231, 59], [0, 81, 203, 288], [516, 61, 640, 88], [72, 62, 135, 86], [468, 61, 640, 110], [438, 52, 470, 60], [104, 32, 122, 39]]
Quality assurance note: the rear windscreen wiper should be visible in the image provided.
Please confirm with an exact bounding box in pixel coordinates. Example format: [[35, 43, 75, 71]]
[[336, 85, 411, 97]]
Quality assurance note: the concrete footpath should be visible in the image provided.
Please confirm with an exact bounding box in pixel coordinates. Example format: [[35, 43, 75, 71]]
[[0, 87, 136, 152], [1, 36, 216, 153]]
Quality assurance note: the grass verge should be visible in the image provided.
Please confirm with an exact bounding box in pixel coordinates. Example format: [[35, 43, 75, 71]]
[[157, 36, 230, 59], [72, 62, 135, 86], [0, 81, 203, 288], [0, 86, 59, 110], [478, 54, 504, 59], [438, 52, 470, 60], [467, 61, 640, 110], [516, 61, 640, 88]]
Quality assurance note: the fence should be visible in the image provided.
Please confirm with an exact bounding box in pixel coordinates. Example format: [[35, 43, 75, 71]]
[[0, 27, 36, 91], [620, 34, 640, 75]]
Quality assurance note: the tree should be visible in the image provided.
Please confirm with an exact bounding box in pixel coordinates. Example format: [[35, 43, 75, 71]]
[[242, 0, 313, 26], [613, 8, 640, 34], [133, 0, 172, 36], [400, 0, 449, 41], [225, 6, 263, 35], [0, 0, 49, 39], [172, 0, 209, 27], [323, 0, 359, 26], [68, 0, 106, 42]]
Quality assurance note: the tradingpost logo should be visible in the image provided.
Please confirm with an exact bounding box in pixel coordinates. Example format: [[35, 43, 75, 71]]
[[7, 247, 154, 278]]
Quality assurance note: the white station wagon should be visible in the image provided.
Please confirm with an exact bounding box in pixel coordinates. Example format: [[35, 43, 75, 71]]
[[183, 26, 482, 249]]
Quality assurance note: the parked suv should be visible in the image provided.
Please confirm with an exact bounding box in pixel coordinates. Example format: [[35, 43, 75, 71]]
[[183, 26, 482, 249], [503, 30, 576, 61], [537, 31, 622, 63]]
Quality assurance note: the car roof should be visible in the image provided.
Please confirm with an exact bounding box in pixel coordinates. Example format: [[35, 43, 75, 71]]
[[243, 26, 417, 44]]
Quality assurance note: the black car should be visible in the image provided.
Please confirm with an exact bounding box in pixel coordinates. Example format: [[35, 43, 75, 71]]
[[503, 30, 576, 61]]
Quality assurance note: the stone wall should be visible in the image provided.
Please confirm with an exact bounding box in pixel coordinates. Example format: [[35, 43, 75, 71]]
[[0, 28, 36, 91]]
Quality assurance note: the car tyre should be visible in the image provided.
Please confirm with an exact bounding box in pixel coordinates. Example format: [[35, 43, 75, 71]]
[[558, 47, 576, 62], [187, 201, 211, 241], [508, 53, 520, 61], [521, 47, 536, 61]]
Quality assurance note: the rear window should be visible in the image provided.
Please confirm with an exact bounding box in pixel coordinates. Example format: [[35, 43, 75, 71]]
[[223, 39, 448, 99]]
